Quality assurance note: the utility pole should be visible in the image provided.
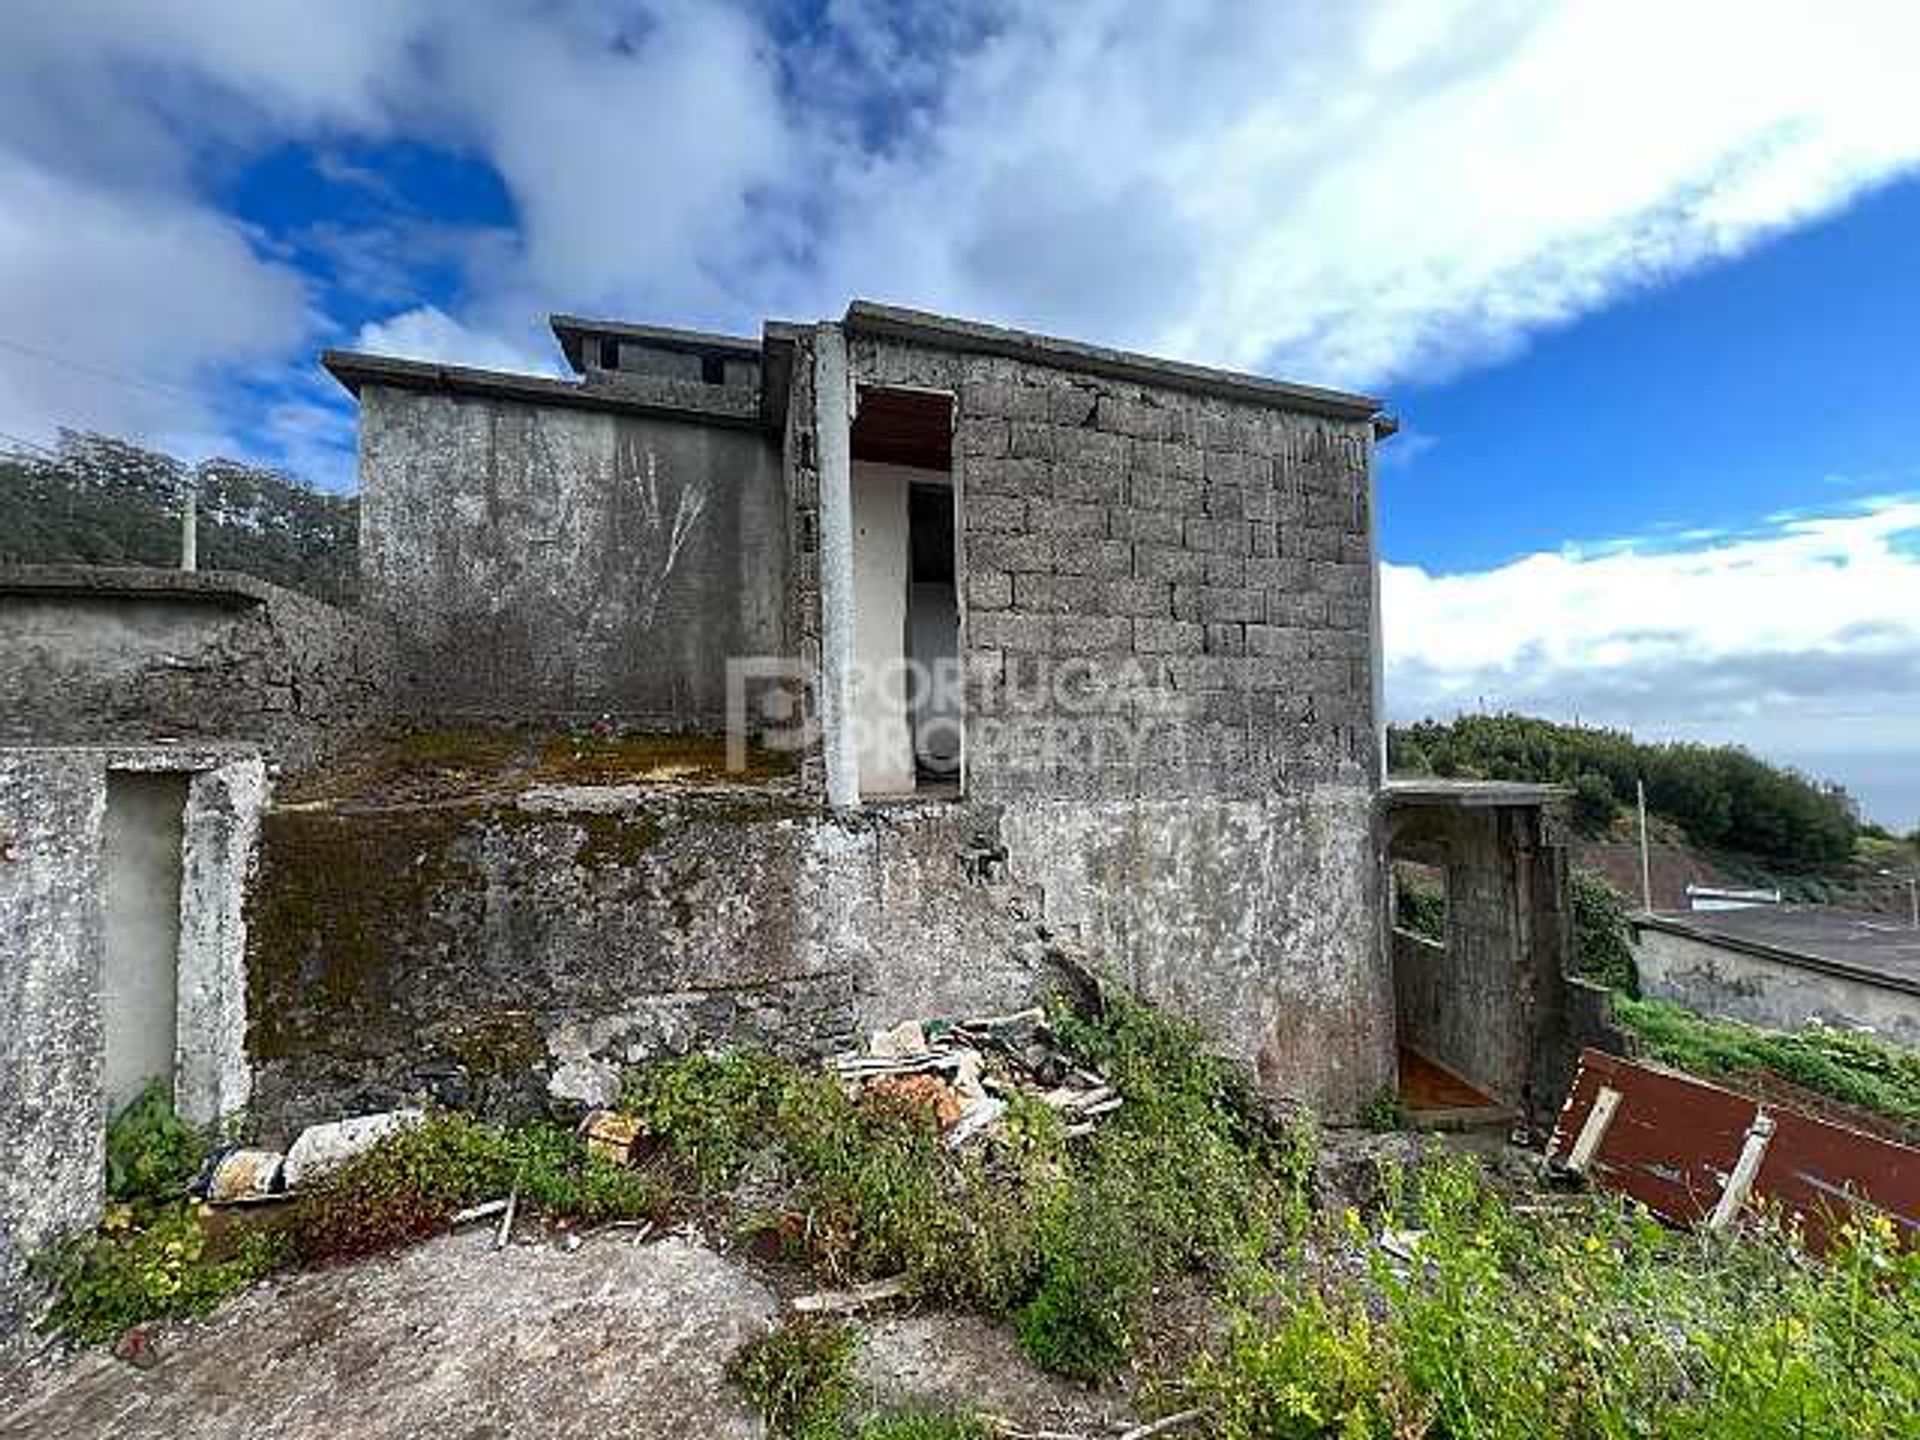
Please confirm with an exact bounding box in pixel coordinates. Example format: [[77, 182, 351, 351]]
[[179, 477, 197, 572], [1636, 779, 1653, 913]]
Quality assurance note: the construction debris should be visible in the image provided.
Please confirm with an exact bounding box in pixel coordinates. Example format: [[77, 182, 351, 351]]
[[788, 1274, 911, 1315], [450, 1198, 510, 1227], [827, 1009, 1118, 1148], [198, 1147, 287, 1205], [579, 1108, 644, 1165], [1550, 1047, 1920, 1253], [281, 1109, 424, 1191]]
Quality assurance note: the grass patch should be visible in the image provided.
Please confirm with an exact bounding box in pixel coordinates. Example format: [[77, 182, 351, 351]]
[[1179, 1154, 1920, 1438], [1614, 995, 1920, 1125], [728, 1318, 857, 1440], [534, 731, 797, 787]]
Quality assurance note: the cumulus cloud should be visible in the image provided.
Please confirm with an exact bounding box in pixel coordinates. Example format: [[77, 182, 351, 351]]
[[352, 306, 559, 377], [6, 2, 1919, 447], [1383, 496, 1920, 825]]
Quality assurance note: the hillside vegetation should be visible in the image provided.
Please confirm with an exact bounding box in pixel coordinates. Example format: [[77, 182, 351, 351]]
[[0, 430, 357, 605], [1390, 712, 1861, 867]]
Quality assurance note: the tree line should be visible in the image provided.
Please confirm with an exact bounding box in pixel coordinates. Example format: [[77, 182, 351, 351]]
[[1390, 712, 1858, 867], [0, 430, 357, 606]]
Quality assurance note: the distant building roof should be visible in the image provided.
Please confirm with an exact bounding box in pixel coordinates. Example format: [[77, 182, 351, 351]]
[[1634, 906, 1920, 995]]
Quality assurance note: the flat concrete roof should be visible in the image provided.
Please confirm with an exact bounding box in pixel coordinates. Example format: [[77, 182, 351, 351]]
[[842, 300, 1397, 435], [0, 564, 275, 606], [1635, 906, 1920, 995], [321, 350, 764, 430], [549, 313, 761, 375], [1384, 777, 1567, 809]]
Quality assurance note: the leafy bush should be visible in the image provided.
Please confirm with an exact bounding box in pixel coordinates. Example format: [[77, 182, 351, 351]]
[[1392, 868, 1445, 943], [1570, 769, 1618, 833], [1390, 713, 1858, 866], [1179, 1154, 1920, 1438], [635, 996, 1315, 1383], [104, 1082, 204, 1203], [1569, 868, 1639, 995]]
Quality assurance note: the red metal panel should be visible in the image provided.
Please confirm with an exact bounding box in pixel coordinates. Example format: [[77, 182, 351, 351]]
[[1551, 1049, 1750, 1226], [1756, 1108, 1920, 1253], [1550, 1048, 1920, 1252]]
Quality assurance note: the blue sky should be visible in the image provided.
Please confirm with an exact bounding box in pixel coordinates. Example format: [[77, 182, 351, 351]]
[[1, 2, 1916, 826]]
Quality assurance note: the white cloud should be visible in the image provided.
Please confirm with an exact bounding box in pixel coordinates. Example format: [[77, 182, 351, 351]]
[[0, 152, 308, 456], [1384, 496, 1920, 826], [352, 306, 559, 377]]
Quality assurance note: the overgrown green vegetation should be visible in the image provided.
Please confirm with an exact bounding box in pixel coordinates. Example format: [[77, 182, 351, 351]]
[[1391, 864, 1446, 944], [1569, 867, 1640, 995], [1614, 995, 1920, 1126], [728, 1319, 858, 1440], [40, 1104, 664, 1343], [627, 996, 1315, 1381], [295, 1114, 665, 1262], [41, 1084, 282, 1343], [1391, 712, 1858, 866], [104, 1080, 206, 1203], [1178, 1156, 1920, 1439]]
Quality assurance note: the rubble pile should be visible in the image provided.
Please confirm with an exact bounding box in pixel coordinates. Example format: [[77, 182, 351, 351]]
[[827, 1009, 1120, 1146]]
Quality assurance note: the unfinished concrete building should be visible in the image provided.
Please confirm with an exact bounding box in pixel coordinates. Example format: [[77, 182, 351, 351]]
[[0, 302, 1585, 1329]]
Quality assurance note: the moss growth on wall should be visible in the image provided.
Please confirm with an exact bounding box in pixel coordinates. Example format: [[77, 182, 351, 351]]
[[246, 807, 479, 1060], [533, 732, 798, 787]]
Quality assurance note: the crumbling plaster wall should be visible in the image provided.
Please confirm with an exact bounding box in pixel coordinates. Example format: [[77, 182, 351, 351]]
[[244, 790, 1050, 1137], [0, 746, 262, 1335], [840, 332, 1392, 1118], [0, 566, 393, 774], [357, 385, 789, 729]]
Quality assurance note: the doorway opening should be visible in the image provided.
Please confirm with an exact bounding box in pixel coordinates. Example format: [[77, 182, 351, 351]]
[[100, 770, 189, 1112], [849, 386, 958, 800]]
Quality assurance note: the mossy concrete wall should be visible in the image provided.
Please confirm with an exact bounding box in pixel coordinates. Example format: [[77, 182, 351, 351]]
[[244, 788, 1051, 1137]]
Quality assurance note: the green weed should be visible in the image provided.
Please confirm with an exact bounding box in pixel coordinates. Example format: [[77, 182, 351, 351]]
[[104, 1081, 204, 1203], [727, 1318, 857, 1440]]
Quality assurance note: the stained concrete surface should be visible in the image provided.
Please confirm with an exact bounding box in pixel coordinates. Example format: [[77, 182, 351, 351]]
[[0, 1234, 776, 1440], [0, 1235, 1131, 1439]]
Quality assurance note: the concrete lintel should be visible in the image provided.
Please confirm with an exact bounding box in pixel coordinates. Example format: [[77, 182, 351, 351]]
[[814, 325, 860, 810]]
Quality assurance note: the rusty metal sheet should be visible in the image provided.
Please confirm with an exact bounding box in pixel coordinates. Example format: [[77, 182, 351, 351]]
[[1548, 1048, 1920, 1250]]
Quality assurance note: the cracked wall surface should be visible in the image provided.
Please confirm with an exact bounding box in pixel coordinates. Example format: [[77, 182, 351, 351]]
[[357, 386, 789, 728], [0, 567, 393, 774]]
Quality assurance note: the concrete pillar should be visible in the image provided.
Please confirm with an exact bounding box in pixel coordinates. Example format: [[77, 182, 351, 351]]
[[813, 325, 860, 809]]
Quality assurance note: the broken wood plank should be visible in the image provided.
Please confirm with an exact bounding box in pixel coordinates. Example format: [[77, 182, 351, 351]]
[[788, 1274, 910, 1315]]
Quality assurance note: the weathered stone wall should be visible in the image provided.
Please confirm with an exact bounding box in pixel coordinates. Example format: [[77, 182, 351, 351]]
[[1391, 803, 1574, 1120], [357, 385, 789, 729], [841, 332, 1390, 1117], [0, 566, 393, 774], [1634, 925, 1920, 1050], [0, 745, 263, 1335], [244, 788, 1052, 1138]]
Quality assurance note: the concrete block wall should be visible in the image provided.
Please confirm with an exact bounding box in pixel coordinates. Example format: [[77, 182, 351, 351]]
[[838, 333, 1392, 1117], [849, 336, 1377, 801]]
